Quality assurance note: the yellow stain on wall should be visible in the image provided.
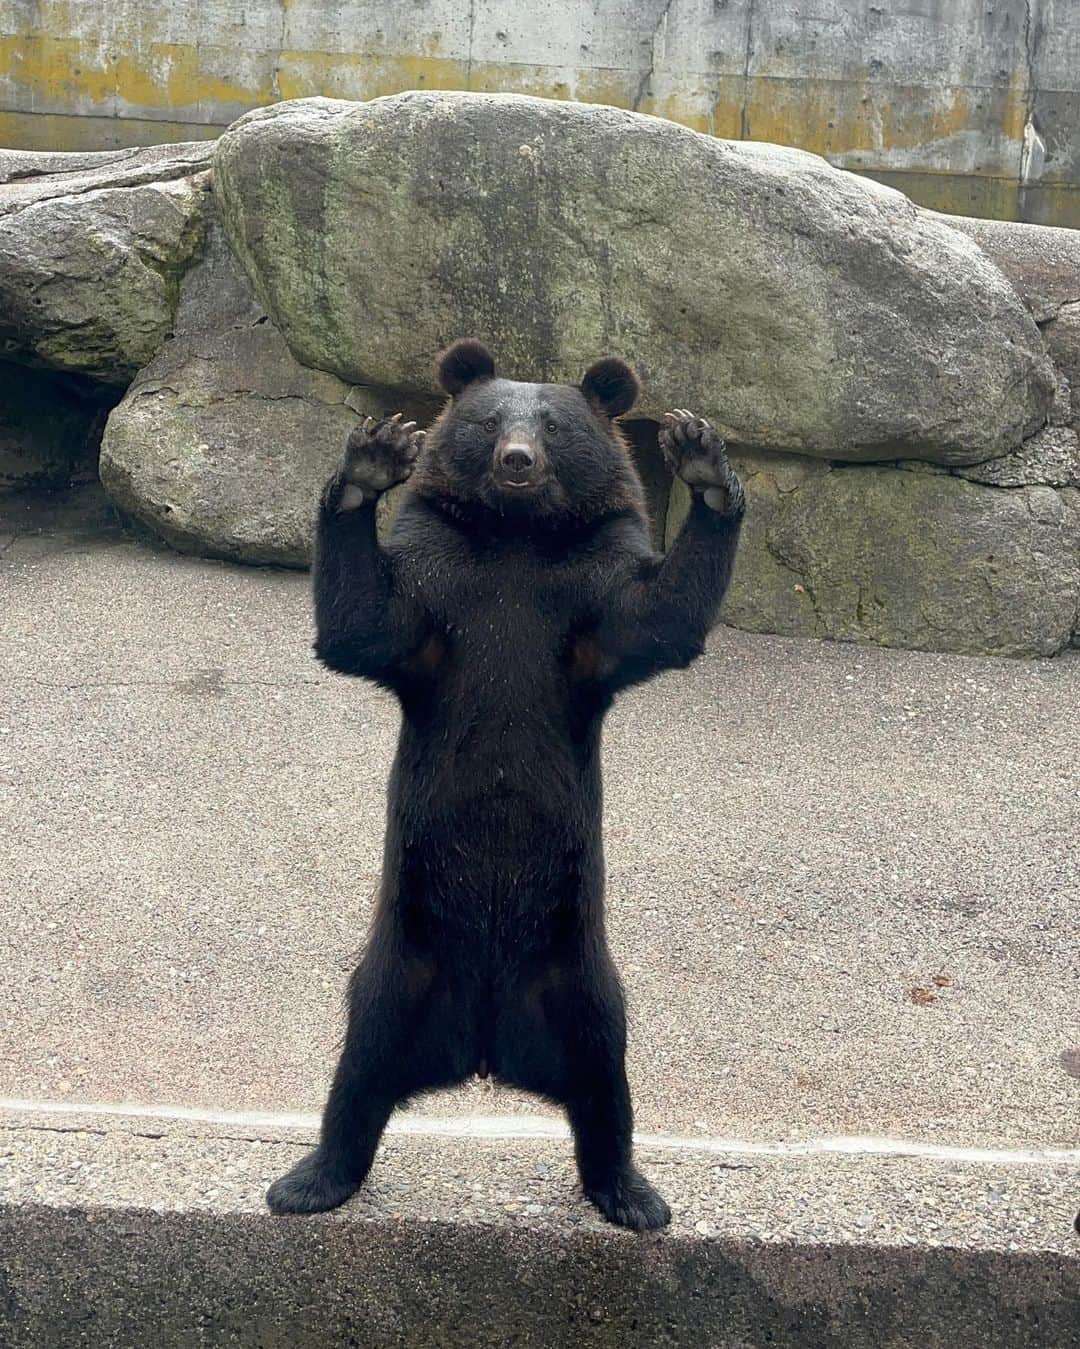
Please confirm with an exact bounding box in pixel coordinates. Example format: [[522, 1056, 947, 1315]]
[[0, 35, 270, 113], [4, 17, 1078, 224], [0, 30, 1031, 167], [275, 51, 469, 102], [1000, 63, 1031, 152], [741, 76, 979, 163]]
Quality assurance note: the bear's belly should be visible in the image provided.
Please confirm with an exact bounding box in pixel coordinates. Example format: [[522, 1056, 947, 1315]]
[[395, 784, 600, 922]]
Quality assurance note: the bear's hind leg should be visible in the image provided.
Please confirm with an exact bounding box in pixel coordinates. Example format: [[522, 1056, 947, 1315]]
[[267, 940, 450, 1216], [566, 1034, 671, 1233], [501, 954, 671, 1232], [570, 1089, 671, 1231]]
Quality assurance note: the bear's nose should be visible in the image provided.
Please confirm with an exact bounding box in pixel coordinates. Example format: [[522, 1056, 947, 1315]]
[[500, 445, 535, 475]]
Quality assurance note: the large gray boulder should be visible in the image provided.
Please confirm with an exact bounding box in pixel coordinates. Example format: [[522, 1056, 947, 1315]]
[[214, 93, 1053, 466], [0, 142, 212, 384], [667, 453, 1080, 657], [99, 204, 436, 565]]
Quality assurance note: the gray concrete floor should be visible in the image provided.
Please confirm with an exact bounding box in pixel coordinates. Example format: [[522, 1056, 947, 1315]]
[[1, 485, 1079, 1263]]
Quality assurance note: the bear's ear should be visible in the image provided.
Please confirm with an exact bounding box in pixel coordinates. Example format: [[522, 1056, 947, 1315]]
[[436, 339, 496, 397], [580, 357, 641, 419]]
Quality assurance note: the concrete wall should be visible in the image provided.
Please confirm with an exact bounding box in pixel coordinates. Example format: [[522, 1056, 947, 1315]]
[[1, 1, 1079, 227]]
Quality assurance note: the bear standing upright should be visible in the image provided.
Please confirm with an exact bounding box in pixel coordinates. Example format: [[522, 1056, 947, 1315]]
[[267, 340, 745, 1230]]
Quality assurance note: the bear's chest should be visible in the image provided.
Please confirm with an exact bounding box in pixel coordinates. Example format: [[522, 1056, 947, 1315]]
[[405, 543, 608, 654]]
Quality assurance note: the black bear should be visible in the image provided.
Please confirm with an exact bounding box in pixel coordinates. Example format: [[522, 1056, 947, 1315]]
[[267, 340, 745, 1230]]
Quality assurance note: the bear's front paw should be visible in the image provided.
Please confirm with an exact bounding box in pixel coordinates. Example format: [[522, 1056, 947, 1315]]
[[659, 409, 745, 518], [336, 413, 425, 509]]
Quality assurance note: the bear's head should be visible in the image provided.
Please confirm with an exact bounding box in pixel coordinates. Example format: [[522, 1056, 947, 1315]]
[[412, 339, 647, 527]]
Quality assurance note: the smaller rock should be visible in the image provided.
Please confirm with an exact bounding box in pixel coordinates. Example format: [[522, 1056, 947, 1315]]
[[935, 213, 1080, 323], [99, 205, 437, 565], [0, 142, 212, 384], [1044, 302, 1080, 429]]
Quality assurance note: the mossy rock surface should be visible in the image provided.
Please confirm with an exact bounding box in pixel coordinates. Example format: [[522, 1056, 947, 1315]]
[[215, 92, 1052, 466], [667, 453, 1080, 657], [99, 208, 434, 566]]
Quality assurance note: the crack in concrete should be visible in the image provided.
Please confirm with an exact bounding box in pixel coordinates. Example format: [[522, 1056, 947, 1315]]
[[271, 0, 284, 104], [1019, 0, 1045, 188], [3, 1099, 1080, 1167], [740, 0, 758, 140], [465, 0, 477, 85], [0, 1116, 758, 1168], [631, 0, 674, 112], [9, 677, 322, 691], [1021, 0, 1039, 128]]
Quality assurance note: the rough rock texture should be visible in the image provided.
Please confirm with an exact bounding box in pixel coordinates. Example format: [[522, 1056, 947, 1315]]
[[99, 202, 435, 565], [0, 363, 113, 493], [668, 453, 1080, 657], [214, 93, 1053, 466], [1064, 488, 1080, 646], [938, 214, 1080, 324], [0, 146, 160, 185], [0, 142, 212, 384], [1044, 303, 1080, 428], [922, 214, 1080, 493], [952, 425, 1080, 488]]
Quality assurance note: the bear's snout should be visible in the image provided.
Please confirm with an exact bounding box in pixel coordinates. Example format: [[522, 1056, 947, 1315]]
[[495, 435, 546, 489], [500, 444, 535, 475]]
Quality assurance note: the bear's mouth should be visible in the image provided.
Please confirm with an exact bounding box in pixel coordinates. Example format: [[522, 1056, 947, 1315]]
[[492, 471, 546, 494]]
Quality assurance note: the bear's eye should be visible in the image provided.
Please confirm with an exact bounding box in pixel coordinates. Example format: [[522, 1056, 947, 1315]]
[[544, 421, 558, 436], [484, 417, 498, 433]]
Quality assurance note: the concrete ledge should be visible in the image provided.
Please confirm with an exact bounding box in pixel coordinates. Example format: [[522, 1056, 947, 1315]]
[[2, 1107, 1079, 1348]]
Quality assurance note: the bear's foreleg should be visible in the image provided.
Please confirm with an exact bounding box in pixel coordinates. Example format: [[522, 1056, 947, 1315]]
[[313, 414, 426, 680], [609, 411, 745, 684]]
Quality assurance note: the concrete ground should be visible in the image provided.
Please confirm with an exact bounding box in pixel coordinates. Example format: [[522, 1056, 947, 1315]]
[[2, 485, 1079, 1346]]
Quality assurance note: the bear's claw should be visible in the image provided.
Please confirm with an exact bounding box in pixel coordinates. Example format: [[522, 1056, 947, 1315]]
[[337, 412, 426, 506], [659, 409, 745, 519]]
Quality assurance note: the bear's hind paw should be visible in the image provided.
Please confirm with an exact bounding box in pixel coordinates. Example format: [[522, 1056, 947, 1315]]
[[266, 1147, 361, 1215], [585, 1166, 672, 1231]]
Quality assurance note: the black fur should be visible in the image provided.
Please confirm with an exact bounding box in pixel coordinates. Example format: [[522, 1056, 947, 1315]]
[[581, 356, 641, 419], [267, 345, 744, 1231], [436, 338, 497, 397]]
